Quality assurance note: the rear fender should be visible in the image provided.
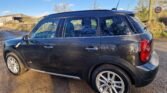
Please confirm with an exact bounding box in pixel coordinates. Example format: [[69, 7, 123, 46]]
[[86, 56, 137, 84]]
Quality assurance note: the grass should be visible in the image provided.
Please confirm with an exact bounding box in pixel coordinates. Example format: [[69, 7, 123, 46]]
[[2, 16, 39, 32]]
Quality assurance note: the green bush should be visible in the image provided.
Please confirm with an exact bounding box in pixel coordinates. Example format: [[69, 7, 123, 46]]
[[162, 31, 167, 37], [147, 20, 166, 38]]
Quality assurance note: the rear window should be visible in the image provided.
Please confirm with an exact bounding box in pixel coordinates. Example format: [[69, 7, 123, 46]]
[[100, 15, 134, 36], [128, 16, 147, 33]]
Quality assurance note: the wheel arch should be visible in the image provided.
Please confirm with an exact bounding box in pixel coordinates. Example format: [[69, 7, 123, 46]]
[[88, 62, 136, 85], [4, 48, 28, 68]]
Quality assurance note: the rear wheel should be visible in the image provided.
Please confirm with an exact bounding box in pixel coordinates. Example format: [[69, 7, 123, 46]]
[[91, 65, 131, 93], [6, 52, 27, 75]]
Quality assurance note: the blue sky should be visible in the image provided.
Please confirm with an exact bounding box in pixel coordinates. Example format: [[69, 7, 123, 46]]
[[0, 0, 138, 17]]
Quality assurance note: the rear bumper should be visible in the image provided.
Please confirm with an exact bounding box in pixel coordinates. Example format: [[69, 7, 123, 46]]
[[135, 51, 159, 87]]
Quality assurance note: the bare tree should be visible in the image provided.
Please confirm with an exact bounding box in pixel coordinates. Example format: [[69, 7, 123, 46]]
[[54, 3, 73, 13], [92, 0, 101, 9]]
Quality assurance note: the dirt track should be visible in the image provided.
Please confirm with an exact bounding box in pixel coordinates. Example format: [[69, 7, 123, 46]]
[[0, 30, 167, 93]]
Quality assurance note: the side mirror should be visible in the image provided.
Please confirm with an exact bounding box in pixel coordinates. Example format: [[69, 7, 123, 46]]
[[22, 35, 29, 41]]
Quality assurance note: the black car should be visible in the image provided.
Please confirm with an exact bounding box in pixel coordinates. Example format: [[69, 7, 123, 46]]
[[3, 10, 159, 93]]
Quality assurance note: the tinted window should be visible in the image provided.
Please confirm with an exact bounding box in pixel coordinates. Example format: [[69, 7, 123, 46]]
[[100, 16, 133, 36], [128, 16, 146, 33], [71, 19, 83, 31], [32, 19, 59, 38], [64, 18, 98, 37], [91, 19, 98, 30]]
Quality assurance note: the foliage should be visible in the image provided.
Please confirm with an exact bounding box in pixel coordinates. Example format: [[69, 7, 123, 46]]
[[136, 0, 167, 38], [162, 31, 167, 37], [147, 20, 166, 38], [136, 8, 149, 22]]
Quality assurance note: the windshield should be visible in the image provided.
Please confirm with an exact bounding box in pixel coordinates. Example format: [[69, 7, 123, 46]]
[[129, 16, 147, 33]]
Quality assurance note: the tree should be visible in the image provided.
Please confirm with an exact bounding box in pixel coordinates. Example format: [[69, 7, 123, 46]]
[[92, 0, 101, 9], [136, 0, 150, 21], [136, 0, 149, 11], [54, 3, 73, 13]]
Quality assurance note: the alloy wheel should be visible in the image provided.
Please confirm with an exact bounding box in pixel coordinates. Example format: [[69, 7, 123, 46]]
[[96, 71, 125, 93], [7, 56, 20, 74]]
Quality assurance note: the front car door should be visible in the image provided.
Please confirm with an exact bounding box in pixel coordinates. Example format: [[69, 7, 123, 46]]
[[20, 18, 60, 70]]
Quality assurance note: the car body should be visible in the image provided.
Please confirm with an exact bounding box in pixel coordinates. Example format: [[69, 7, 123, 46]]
[[3, 10, 159, 93]]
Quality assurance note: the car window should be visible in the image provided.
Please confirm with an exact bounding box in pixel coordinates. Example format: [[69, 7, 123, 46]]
[[100, 15, 133, 36], [64, 18, 98, 37], [91, 19, 98, 30], [31, 19, 59, 39], [71, 19, 83, 31], [106, 19, 113, 28], [128, 16, 146, 33]]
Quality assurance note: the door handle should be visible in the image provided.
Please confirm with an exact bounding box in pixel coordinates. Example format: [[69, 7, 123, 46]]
[[85, 46, 99, 51], [44, 45, 54, 49]]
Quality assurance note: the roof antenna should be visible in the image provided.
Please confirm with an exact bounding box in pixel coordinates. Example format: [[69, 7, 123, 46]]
[[112, 0, 121, 10]]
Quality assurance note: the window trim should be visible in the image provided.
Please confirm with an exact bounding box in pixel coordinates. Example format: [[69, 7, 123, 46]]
[[127, 16, 146, 33], [125, 16, 138, 34]]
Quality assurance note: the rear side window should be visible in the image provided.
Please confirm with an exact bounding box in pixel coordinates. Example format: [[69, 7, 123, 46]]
[[91, 19, 98, 30], [128, 16, 146, 33], [71, 19, 83, 31], [100, 15, 133, 36], [64, 17, 98, 37]]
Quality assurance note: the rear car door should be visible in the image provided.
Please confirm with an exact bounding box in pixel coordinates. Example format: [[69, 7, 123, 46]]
[[48, 17, 101, 76], [99, 15, 139, 65]]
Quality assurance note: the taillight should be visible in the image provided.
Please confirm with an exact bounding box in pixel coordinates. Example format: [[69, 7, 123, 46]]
[[140, 39, 151, 63]]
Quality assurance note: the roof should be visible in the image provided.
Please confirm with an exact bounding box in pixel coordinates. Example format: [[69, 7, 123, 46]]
[[45, 9, 135, 19]]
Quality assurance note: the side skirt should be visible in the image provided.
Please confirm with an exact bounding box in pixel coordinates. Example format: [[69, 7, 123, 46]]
[[30, 68, 81, 80]]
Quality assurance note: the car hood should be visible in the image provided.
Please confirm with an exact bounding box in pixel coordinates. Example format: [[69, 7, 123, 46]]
[[5, 37, 23, 47]]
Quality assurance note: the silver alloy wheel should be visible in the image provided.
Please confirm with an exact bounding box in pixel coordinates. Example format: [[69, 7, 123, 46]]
[[96, 71, 125, 93], [7, 56, 20, 74]]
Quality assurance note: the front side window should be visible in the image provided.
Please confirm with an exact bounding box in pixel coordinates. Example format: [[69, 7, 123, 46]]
[[64, 18, 98, 37], [31, 19, 59, 38], [100, 15, 133, 36]]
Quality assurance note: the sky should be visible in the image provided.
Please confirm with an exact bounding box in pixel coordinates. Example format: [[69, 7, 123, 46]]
[[0, 0, 138, 17]]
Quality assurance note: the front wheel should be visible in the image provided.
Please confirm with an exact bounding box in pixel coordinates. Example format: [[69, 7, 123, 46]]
[[91, 65, 131, 93], [6, 52, 27, 75]]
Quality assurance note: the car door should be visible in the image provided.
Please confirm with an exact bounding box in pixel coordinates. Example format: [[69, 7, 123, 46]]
[[47, 17, 101, 76], [20, 18, 60, 70]]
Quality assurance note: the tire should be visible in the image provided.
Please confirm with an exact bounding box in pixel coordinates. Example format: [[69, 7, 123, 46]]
[[6, 52, 28, 75], [91, 64, 132, 93]]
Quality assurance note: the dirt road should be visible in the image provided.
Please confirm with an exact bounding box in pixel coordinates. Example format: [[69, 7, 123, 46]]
[[0, 31, 166, 93]]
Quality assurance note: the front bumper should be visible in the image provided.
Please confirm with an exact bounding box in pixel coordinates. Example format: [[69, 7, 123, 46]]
[[135, 51, 159, 87]]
